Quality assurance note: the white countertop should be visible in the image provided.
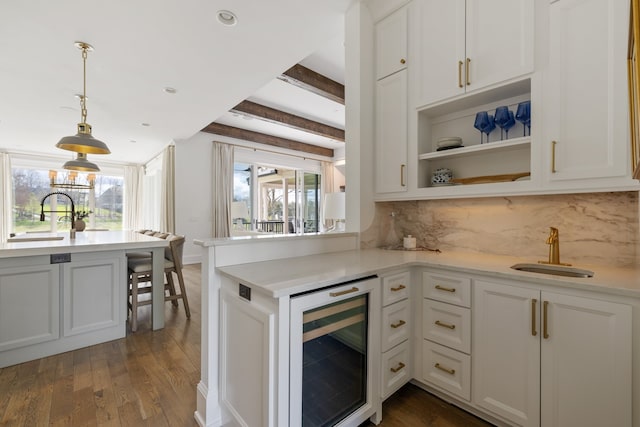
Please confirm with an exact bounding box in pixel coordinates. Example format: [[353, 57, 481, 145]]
[[217, 248, 640, 299], [0, 230, 168, 259]]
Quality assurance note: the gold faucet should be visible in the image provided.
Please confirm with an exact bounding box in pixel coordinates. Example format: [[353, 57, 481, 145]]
[[539, 227, 571, 266]]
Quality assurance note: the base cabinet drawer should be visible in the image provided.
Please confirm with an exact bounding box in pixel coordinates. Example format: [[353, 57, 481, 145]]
[[382, 340, 411, 399], [422, 340, 471, 401], [382, 271, 411, 306], [423, 271, 471, 308], [382, 299, 410, 352], [423, 299, 470, 354]]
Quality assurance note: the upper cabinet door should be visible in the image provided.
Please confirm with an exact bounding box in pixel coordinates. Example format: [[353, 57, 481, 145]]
[[415, 0, 533, 108], [465, 0, 534, 92], [543, 0, 631, 184], [375, 6, 408, 80], [415, 0, 466, 107]]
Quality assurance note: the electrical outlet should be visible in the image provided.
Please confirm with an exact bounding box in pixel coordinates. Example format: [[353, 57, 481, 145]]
[[239, 283, 251, 301]]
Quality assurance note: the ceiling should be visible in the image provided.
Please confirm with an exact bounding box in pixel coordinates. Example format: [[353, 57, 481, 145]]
[[0, 0, 349, 166]]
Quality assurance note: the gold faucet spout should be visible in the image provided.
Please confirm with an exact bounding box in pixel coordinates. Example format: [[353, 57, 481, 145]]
[[539, 227, 571, 266]]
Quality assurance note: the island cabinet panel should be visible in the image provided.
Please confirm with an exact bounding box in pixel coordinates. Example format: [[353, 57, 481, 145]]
[[62, 253, 123, 336], [0, 264, 60, 352]]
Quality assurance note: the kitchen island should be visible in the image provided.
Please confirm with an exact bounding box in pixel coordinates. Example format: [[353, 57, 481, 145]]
[[0, 230, 168, 368], [194, 233, 640, 427]]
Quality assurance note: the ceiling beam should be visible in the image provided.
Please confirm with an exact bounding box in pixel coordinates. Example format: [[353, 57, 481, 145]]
[[201, 122, 334, 158], [230, 100, 345, 142], [278, 64, 345, 105]]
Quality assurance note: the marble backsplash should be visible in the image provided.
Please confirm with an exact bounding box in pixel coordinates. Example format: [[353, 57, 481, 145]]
[[361, 192, 639, 268]]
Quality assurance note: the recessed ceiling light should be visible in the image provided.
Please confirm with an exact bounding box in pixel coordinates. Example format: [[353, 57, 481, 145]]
[[163, 87, 177, 94], [129, 139, 137, 143], [141, 123, 150, 127], [217, 10, 237, 26]]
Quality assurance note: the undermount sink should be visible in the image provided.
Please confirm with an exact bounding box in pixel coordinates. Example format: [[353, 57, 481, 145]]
[[510, 263, 594, 278], [7, 236, 64, 242]]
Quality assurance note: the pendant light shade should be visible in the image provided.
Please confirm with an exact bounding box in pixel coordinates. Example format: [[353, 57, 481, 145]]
[[56, 42, 111, 155], [56, 122, 111, 154], [63, 152, 101, 172]]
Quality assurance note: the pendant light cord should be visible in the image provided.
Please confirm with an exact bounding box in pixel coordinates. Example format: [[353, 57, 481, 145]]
[[80, 46, 88, 124]]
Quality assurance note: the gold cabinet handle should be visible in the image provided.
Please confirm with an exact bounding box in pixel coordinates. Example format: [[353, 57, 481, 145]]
[[435, 320, 455, 330], [466, 58, 471, 85], [532, 299, 538, 336], [329, 287, 359, 297], [435, 285, 456, 293], [543, 300, 550, 339], [390, 362, 406, 373], [435, 363, 455, 375], [390, 284, 406, 292], [458, 61, 464, 88], [551, 141, 557, 173], [400, 58, 406, 64], [390, 319, 406, 329], [400, 164, 406, 187]]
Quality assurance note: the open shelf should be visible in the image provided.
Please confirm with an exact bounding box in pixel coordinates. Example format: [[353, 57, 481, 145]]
[[419, 137, 530, 161]]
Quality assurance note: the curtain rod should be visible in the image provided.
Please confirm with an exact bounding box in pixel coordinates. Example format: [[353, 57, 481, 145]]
[[212, 140, 333, 163]]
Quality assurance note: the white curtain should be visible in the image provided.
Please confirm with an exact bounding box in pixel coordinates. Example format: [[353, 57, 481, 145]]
[[0, 153, 12, 241], [321, 161, 335, 231], [212, 142, 234, 238], [123, 164, 144, 231], [160, 145, 175, 233]]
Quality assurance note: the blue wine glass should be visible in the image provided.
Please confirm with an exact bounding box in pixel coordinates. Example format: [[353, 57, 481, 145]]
[[515, 101, 531, 137], [482, 114, 496, 143], [494, 106, 512, 140], [504, 110, 516, 139], [474, 111, 489, 144]]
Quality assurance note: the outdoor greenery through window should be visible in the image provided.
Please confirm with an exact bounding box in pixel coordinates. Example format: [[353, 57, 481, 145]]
[[12, 168, 123, 233]]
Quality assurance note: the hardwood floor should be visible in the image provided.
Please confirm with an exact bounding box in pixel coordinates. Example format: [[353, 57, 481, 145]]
[[0, 263, 493, 427]]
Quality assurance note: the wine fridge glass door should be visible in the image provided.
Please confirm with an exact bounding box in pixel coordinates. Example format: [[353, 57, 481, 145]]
[[290, 277, 380, 427]]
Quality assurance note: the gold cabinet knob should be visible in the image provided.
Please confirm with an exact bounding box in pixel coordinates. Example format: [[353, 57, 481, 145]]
[[400, 58, 406, 64]]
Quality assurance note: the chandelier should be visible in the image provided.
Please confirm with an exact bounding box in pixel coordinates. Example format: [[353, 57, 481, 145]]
[[49, 170, 96, 190]]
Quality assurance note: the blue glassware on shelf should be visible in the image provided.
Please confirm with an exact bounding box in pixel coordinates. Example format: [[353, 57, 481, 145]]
[[494, 106, 516, 140], [474, 111, 490, 144], [515, 101, 531, 136], [483, 114, 496, 143]]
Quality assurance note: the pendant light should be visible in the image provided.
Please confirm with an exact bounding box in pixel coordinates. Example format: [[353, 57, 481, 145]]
[[63, 152, 101, 172], [56, 42, 111, 155]]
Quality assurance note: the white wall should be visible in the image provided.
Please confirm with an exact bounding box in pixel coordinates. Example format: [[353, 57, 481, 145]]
[[175, 133, 214, 265]]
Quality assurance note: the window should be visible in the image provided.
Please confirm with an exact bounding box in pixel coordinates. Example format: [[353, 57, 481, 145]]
[[11, 163, 124, 233], [233, 159, 321, 234]]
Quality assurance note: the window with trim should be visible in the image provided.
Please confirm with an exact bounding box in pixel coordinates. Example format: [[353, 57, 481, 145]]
[[11, 165, 124, 233]]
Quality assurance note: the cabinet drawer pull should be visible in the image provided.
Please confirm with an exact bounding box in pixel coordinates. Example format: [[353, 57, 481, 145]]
[[435, 320, 455, 330], [435, 363, 455, 375], [543, 300, 550, 339], [435, 285, 456, 293], [466, 58, 471, 85], [329, 287, 359, 297], [551, 141, 557, 173], [390, 320, 406, 329], [458, 60, 463, 88], [400, 58, 406, 64], [390, 284, 406, 292], [532, 298, 537, 336], [400, 164, 406, 187], [390, 362, 406, 373]]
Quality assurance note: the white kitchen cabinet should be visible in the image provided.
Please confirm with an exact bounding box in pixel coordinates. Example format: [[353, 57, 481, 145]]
[[375, 69, 408, 194], [380, 270, 411, 399], [375, 6, 407, 81], [0, 262, 60, 352], [420, 269, 472, 402], [415, 0, 533, 108], [541, 0, 635, 189], [473, 279, 632, 427]]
